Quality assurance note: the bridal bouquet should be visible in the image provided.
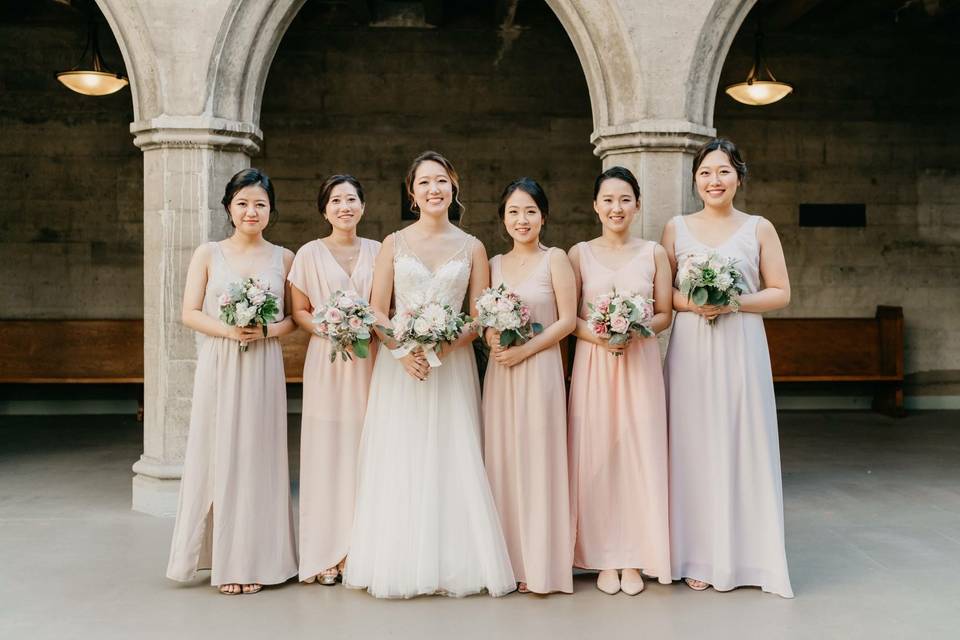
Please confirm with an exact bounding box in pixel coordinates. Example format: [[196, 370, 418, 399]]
[[587, 289, 655, 355], [678, 251, 745, 325], [312, 289, 376, 362], [475, 284, 543, 347], [218, 277, 281, 352], [383, 301, 471, 367]]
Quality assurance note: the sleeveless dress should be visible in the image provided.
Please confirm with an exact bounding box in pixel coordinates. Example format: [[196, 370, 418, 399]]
[[665, 214, 793, 598], [167, 242, 298, 586], [343, 231, 516, 598], [288, 238, 380, 581], [482, 250, 573, 594], [567, 240, 671, 581]]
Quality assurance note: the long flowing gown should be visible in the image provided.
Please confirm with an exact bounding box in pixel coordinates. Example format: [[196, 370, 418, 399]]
[[482, 250, 573, 594], [167, 241, 298, 587], [567, 240, 671, 581], [343, 231, 516, 598], [665, 214, 794, 598], [288, 238, 380, 582]]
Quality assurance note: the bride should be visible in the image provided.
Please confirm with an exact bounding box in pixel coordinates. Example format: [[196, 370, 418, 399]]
[[343, 151, 516, 598]]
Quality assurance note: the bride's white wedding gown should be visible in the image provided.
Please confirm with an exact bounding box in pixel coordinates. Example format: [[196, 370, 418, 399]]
[[343, 231, 516, 598]]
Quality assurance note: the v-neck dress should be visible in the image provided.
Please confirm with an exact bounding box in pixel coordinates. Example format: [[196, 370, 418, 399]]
[[664, 214, 793, 597], [482, 250, 573, 594], [167, 241, 298, 587], [288, 237, 380, 581], [566, 240, 671, 580]]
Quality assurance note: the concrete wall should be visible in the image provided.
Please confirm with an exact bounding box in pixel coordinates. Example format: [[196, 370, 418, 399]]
[[714, 18, 960, 393], [0, 3, 141, 319], [258, 1, 599, 257]]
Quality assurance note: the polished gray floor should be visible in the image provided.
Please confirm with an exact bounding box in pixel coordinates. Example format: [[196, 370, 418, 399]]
[[1, 411, 959, 639]]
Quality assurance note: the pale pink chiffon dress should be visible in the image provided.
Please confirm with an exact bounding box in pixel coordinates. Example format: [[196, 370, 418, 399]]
[[665, 214, 793, 598], [288, 238, 380, 581], [567, 240, 671, 582], [482, 250, 573, 594], [167, 242, 298, 587]]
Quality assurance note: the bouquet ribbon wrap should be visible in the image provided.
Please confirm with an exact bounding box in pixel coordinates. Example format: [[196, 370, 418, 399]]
[[390, 342, 443, 368]]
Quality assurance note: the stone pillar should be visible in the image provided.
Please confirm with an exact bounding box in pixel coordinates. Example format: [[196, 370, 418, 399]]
[[131, 116, 261, 517], [592, 121, 715, 243]]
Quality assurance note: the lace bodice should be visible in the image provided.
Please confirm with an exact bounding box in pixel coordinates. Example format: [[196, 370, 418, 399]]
[[392, 230, 474, 313]]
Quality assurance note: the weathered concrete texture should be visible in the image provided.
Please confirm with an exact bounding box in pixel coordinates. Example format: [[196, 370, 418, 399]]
[[0, 2, 142, 319], [714, 14, 960, 387], [258, 1, 600, 255]]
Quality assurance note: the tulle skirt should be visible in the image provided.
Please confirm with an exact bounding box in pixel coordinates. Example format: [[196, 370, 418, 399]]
[[343, 346, 516, 598]]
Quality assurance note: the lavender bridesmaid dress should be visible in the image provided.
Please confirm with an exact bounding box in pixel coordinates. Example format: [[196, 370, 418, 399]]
[[665, 214, 794, 598]]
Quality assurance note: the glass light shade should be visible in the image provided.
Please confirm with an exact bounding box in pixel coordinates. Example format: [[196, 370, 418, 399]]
[[725, 80, 793, 106], [57, 70, 128, 96]]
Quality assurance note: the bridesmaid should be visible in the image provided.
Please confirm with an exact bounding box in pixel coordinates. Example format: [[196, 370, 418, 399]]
[[289, 175, 381, 585], [661, 138, 793, 598], [567, 166, 673, 595], [482, 178, 577, 595], [167, 168, 298, 595]]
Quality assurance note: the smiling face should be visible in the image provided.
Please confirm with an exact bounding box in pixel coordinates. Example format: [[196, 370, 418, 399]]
[[695, 149, 740, 208], [502, 189, 544, 246], [323, 181, 364, 232], [412, 159, 454, 218], [593, 177, 638, 233], [227, 185, 271, 235]]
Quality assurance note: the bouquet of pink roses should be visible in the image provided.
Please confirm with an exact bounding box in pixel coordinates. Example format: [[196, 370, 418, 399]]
[[475, 284, 543, 347], [678, 251, 745, 325], [586, 288, 655, 355], [383, 301, 471, 367], [312, 289, 376, 362], [218, 277, 281, 352]]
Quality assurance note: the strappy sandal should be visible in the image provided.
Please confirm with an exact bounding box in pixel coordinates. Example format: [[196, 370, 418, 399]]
[[518, 582, 529, 593], [319, 567, 339, 586], [242, 583, 262, 594], [219, 583, 241, 595], [684, 578, 709, 591]]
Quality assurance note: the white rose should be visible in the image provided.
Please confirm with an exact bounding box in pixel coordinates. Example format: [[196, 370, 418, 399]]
[[496, 311, 520, 330], [716, 272, 733, 289], [413, 316, 432, 336]]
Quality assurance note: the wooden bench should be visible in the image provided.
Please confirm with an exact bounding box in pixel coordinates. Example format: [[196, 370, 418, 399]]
[[764, 306, 905, 416], [0, 320, 313, 417]]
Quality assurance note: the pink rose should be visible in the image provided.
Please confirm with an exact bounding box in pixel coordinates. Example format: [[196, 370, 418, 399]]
[[217, 293, 231, 307], [610, 316, 630, 334], [496, 299, 513, 313], [348, 316, 363, 330], [317, 322, 329, 335], [591, 321, 608, 336], [325, 308, 343, 324]]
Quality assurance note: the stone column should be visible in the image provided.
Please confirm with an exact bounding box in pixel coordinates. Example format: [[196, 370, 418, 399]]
[[592, 121, 715, 243], [131, 116, 261, 517]]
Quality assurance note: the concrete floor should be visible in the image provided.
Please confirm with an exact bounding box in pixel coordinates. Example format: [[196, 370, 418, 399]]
[[1, 411, 959, 640]]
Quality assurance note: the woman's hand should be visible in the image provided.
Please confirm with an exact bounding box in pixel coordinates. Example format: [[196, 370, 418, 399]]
[[484, 327, 501, 349], [228, 324, 267, 343], [601, 338, 627, 356], [691, 304, 735, 322], [400, 350, 430, 381], [493, 343, 530, 368]]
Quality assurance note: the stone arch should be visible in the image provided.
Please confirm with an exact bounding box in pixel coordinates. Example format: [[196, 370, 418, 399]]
[[93, 0, 162, 123], [686, 0, 758, 128]]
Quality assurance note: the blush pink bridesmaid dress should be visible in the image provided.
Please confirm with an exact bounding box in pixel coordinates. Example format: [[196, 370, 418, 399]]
[[288, 237, 380, 582], [567, 240, 671, 582], [482, 249, 574, 594]]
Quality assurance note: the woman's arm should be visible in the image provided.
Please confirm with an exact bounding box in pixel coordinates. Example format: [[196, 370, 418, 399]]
[[493, 249, 577, 368], [369, 234, 399, 348], [181, 244, 244, 341], [443, 238, 490, 355], [650, 243, 675, 334]]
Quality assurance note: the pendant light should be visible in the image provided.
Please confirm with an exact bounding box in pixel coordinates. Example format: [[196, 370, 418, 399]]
[[725, 27, 793, 106], [57, 19, 128, 96]]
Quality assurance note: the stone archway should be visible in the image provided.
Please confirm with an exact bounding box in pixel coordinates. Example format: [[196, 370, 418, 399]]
[[105, 0, 768, 515]]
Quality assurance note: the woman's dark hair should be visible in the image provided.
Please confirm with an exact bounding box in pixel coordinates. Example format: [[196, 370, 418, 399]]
[[692, 138, 748, 185], [317, 174, 365, 215], [221, 167, 277, 228], [404, 150, 464, 216], [593, 166, 640, 201], [498, 177, 549, 223]]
